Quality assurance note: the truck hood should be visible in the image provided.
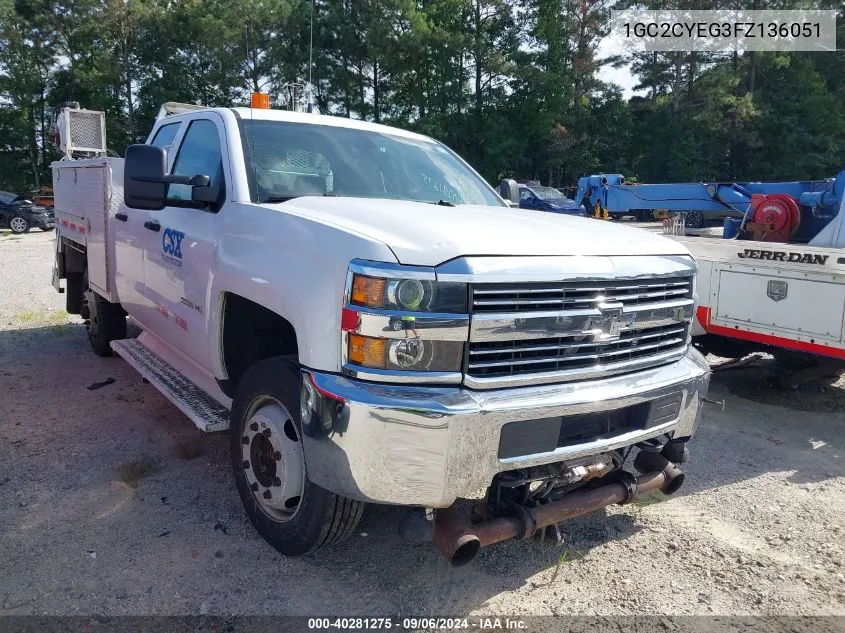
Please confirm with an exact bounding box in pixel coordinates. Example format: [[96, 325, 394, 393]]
[[278, 197, 690, 266]]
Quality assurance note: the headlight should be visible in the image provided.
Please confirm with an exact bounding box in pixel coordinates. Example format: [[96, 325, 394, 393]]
[[350, 274, 467, 313], [344, 263, 469, 380], [389, 279, 426, 310], [347, 334, 463, 372]]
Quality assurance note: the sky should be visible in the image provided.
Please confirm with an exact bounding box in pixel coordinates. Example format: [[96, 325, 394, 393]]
[[595, 32, 642, 99]]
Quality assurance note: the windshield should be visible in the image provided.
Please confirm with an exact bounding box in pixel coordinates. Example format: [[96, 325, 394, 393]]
[[239, 120, 504, 207], [0, 192, 15, 205], [529, 186, 573, 202]]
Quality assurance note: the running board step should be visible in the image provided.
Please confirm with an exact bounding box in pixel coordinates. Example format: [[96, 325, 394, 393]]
[[111, 339, 230, 432]]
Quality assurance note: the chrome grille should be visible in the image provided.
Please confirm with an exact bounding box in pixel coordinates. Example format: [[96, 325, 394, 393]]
[[472, 277, 694, 312], [468, 324, 687, 376], [466, 273, 694, 388]]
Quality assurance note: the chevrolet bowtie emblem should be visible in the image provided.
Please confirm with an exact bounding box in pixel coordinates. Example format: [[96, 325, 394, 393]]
[[585, 303, 625, 342]]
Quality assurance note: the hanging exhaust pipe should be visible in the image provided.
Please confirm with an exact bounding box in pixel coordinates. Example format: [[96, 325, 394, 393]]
[[434, 454, 684, 566]]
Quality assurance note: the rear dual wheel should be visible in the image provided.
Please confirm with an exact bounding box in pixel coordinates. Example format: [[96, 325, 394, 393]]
[[230, 357, 363, 556], [81, 271, 126, 357]]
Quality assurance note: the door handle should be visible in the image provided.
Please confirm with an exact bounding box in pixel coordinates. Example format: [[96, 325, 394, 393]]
[[115, 213, 128, 222], [143, 221, 161, 232]]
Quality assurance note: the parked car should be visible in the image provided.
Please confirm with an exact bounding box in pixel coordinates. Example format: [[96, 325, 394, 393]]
[[518, 184, 585, 216], [0, 191, 55, 233]]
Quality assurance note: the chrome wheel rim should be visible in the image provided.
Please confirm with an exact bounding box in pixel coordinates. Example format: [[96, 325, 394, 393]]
[[10, 217, 26, 232], [241, 398, 305, 522]]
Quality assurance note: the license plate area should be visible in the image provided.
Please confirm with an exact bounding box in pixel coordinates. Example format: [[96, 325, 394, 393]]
[[497, 392, 682, 459]]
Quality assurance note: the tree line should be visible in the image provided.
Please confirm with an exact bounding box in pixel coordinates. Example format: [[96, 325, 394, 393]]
[[1, 0, 843, 195]]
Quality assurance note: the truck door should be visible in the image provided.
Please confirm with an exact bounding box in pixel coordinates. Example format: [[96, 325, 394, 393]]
[[113, 120, 183, 329], [142, 115, 228, 370]]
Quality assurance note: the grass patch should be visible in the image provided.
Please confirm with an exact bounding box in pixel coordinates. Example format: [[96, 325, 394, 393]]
[[12, 308, 68, 325], [46, 309, 68, 324], [116, 455, 159, 488], [548, 548, 572, 584]]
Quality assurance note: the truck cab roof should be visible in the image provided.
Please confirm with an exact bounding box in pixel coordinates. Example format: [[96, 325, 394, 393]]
[[156, 105, 435, 145]]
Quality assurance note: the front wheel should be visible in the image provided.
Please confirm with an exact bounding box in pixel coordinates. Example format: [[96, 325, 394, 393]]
[[9, 216, 29, 234], [230, 357, 364, 556]]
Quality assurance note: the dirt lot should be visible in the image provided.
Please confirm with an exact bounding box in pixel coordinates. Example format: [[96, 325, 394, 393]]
[[1, 229, 844, 618]]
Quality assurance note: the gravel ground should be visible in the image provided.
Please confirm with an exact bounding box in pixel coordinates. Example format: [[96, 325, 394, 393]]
[[1, 229, 844, 618]]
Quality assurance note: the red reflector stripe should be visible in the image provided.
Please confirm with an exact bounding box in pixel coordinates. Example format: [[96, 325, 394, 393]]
[[341, 307, 360, 332], [697, 306, 845, 360]]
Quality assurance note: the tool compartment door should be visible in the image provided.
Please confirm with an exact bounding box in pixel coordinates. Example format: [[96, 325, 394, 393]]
[[52, 160, 113, 298], [713, 266, 845, 343]]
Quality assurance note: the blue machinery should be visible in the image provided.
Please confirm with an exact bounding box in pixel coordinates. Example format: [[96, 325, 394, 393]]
[[575, 171, 845, 243]]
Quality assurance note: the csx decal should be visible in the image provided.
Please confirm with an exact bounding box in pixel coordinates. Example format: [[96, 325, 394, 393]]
[[162, 228, 185, 265]]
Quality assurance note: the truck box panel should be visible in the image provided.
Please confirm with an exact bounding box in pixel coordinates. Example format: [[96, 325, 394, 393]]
[[714, 269, 845, 342], [52, 158, 124, 301]]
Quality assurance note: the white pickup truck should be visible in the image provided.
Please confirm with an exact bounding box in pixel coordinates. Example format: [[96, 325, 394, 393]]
[[51, 104, 710, 565]]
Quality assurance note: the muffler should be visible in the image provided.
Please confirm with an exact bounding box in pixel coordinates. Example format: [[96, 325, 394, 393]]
[[434, 454, 684, 566]]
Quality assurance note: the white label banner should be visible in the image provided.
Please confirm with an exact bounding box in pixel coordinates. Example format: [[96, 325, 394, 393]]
[[610, 10, 838, 52]]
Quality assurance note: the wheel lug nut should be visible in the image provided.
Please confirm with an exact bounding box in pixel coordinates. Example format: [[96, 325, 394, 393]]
[[249, 422, 259, 432], [263, 428, 272, 438], [273, 451, 281, 461], [242, 436, 250, 445], [250, 482, 258, 492], [242, 460, 250, 470], [262, 490, 272, 499], [273, 477, 281, 487]]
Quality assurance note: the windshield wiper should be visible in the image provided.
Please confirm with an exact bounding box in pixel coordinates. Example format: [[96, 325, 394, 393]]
[[429, 199, 456, 207]]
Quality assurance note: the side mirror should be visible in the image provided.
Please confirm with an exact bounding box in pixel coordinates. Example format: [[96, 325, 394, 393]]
[[124, 144, 215, 210], [124, 144, 168, 210], [497, 179, 519, 204]]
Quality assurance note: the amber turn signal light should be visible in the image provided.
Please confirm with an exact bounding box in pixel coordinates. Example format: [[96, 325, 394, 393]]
[[347, 334, 386, 368], [351, 275, 386, 308]]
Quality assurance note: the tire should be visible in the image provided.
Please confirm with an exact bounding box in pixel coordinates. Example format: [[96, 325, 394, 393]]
[[66, 272, 84, 315], [9, 216, 29, 234], [773, 350, 816, 372], [684, 212, 705, 229], [82, 272, 126, 357], [693, 334, 748, 359], [230, 357, 364, 556], [635, 210, 654, 222], [41, 226, 55, 232]]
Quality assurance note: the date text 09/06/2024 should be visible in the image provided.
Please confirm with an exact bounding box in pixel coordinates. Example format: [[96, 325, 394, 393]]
[[307, 617, 528, 630]]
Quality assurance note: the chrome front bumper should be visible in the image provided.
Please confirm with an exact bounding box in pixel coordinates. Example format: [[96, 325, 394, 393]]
[[302, 347, 710, 508]]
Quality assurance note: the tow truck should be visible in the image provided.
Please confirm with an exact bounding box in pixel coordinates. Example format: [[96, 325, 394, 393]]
[[576, 172, 845, 385], [49, 101, 710, 565]]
